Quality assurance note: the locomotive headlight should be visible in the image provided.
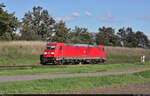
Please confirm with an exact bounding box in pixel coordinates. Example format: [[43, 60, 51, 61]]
[[51, 52, 55, 54], [44, 52, 47, 55]]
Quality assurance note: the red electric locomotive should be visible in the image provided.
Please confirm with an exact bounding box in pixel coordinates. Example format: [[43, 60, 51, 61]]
[[40, 43, 106, 65]]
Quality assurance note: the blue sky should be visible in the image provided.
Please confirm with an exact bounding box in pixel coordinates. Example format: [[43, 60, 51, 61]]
[[1, 0, 150, 38]]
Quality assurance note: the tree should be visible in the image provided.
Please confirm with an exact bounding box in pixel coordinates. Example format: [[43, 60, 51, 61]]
[[70, 26, 94, 44], [117, 27, 128, 47], [96, 26, 120, 46], [20, 6, 55, 41], [126, 27, 137, 47], [117, 27, 137, 47], [0, 3, 19, 40], [117, 27, 149, 48], [135, 31, 149, 48], [52, 21, 71, 43]]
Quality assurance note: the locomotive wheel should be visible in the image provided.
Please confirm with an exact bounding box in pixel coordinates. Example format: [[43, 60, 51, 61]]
[[60, 60, 64, 65], [40, 60, 46, 65], [54, 61, 59, 65], [40, 58, 47, 65], [102, 59, 106, 63], [40, 55, 46, 65]]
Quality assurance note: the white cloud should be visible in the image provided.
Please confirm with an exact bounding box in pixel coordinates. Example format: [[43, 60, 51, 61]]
[[85, 11, 92, 16], [105, 13, 114, 19], [71, 12, 80, 17], [55, 16, 73, 22], [99, 17, 114, 23], [146, 33, 150, 37], [55, 12, 80, 22], [140, 16, 150, 21], [98, 13, 115, 23]]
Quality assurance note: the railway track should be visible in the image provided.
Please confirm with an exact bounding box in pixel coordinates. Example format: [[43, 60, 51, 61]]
[[0, 65, 34, 69], [0, 63, 97, 69], [0, 64, 78, 69]]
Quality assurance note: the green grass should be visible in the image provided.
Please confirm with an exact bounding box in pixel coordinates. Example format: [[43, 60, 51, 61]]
[[0, 62, 150, 76], [107, 55, 140, 64], [0, 54, 40, 66], [0, 44, 42, 66], [1, 69, 150, 93]]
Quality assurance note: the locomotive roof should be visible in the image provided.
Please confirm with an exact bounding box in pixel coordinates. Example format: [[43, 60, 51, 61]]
[[66, 44, 99, 47]]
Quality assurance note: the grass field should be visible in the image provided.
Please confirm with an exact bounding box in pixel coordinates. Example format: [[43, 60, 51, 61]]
[[0, 62, 150, 76], [0, 41, 150, 94], [105, 46, 150, 63], [0, 41, 45, 66], [0, 41, 150, 66], [0, 69, 150, 93]]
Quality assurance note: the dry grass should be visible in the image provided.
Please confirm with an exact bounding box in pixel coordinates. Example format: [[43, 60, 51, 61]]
[[0, 41, 149, 57], [0, 41, 47, 55], [105, 46, 150, 63], [105, 46, 150, 56], [0, 41, 46, 46], [0, 41, 149, 65]]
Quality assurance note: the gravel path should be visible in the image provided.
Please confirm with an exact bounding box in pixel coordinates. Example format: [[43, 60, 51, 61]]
[[0, 70, 145, 82]]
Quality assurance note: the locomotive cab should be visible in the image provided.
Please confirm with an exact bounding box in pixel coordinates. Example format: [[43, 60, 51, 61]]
[[40, 43, 65, 64], [43, 45, 56, 57], [40, 44, 57, 64]]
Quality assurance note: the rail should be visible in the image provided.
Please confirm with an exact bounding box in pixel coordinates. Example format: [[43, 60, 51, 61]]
[[0, 66, 33, 69]]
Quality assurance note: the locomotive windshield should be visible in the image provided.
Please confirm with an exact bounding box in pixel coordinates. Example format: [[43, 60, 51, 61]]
[[46, 45, 56, 50]]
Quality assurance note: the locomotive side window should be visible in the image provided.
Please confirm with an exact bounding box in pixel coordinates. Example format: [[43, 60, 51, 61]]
[[60, 46, 62, 50], [46, 45, 56, 50]]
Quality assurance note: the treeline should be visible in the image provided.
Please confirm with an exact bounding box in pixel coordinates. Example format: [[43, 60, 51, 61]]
[[0, 4, 149, 48]]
